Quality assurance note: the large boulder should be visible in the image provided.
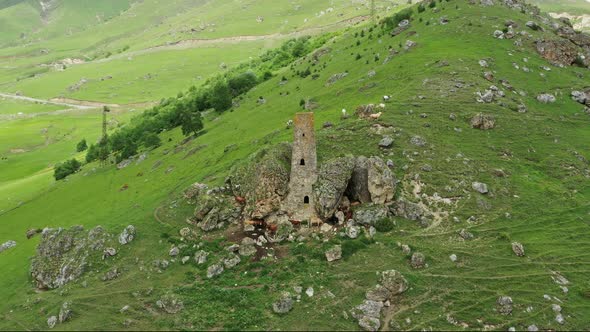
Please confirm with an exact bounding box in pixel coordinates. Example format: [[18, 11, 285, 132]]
[[313, 156, 355, 219], [353, 205, 390, 226], [31, 226, 91, 289], [366, 157, 396, 204], [347, 156, 396, 204], [228, 143, 292, 220], [118, 225, 136, 245]]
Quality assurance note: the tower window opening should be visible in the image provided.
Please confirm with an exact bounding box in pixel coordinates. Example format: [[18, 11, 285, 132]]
[[304, 196, 310, 204], [300, 159, 305, 165]]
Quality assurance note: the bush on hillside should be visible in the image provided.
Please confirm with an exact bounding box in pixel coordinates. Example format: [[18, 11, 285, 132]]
[[76, 139, 88, 152], [381, 8, 413, 30], [54, 159, 81, 180]]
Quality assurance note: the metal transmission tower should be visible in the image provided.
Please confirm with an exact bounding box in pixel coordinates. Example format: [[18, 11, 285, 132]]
[[100, 106, 110, 165]]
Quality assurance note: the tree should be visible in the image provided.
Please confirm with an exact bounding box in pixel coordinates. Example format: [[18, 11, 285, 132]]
[[228, 72, 258, 96], [54, 159, 82, 180], [208, 81, 232, 112], [86, 144, 99, 163], [180, 109, 203, 137], [141, 132, 161, 149], [76, 138, 88, 152]]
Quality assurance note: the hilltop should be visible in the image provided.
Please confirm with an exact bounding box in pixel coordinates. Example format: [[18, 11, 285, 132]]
[[0, 0, 590, 331]]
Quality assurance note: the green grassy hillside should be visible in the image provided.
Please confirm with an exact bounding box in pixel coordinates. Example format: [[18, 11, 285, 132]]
[[1, 0, 590, 331]]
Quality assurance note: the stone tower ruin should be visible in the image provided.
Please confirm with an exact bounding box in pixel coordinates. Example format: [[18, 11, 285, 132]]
[[284, 112, 318, 223]]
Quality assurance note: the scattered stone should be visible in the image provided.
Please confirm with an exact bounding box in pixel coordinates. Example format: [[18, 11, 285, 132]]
[[401, 244, 411, 255], [26, 229, 42, 239], [223, 254, 241, 269], [239, 237, 257, 256], [410, 136, 426, 147], [410, 252, 426, 269], [207, 263, 224, 278], [120, 305, 130, 313], [194, 250, 209, 264], [325, 245, 342, 262], [472, 182, 489, 194], [47, 316, 57, 329], [497, 296, 513, 315], [537, 93, 556, 103], [272, 292, 293, 314], [379, 136, 394, 148], [346, 225, 360, 239], [512, 242, 525, 257], [156, 294, 184, 314], [556, 313, 565, 324], [59, 301, 73, 323], [102, 247, 117, 259], [305, 287, 314, 297], [102, 268, 120, 281], [0, 240, 16, 253], [450, 254, 457, 262], [552, 304, 562, 313], [479, 59, 489, 67], [118, 225, 136, 245], [459, 229, 474, 240], [181, 256, 190, 264], [527, 325, 539, 332], [471, 113, 495, 130], [169, 247, 179, 257], [380, 270, 408, 295], [358, 316, 381, 331]]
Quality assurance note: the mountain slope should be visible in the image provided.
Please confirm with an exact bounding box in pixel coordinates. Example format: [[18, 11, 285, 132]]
[[1, 0, 590, 330]]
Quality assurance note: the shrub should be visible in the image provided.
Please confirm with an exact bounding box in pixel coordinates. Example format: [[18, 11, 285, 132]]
[[54, 159, 81, 180], [76, 138, 88, 152], [375, 218, 395, 232]]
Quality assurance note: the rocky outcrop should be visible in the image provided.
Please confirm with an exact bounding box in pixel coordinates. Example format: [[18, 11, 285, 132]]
[[31, 226, 90, 289], [535, 39, 579, 66], [228, 143, 291, 220], [313, 156, 355, 219], [366, 157, 396, 204], [192, 191, 242, 232]]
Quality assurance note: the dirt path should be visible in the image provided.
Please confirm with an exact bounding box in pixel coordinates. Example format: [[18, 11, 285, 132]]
[[78, 15, 370, 65], [0, 92, 96, 109]]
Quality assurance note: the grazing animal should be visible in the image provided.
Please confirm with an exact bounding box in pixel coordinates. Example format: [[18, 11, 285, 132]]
[[378, 103, 386, 109], [369, 112, 382, 119], [383, 95, 390, 101]]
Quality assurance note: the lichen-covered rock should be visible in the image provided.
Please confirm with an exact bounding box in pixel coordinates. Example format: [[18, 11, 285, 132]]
[[102, 268, 120, 281], [31, 226, 94, 289], [353, 205, 390, 226], [47, 316, 57, 329], [471, 113, 495, 130], [497, 296, 513, 315], [207, 263, 224, 278], [472, 182, 489, 194], [58, 302, 73, 323], [224, 253, 241, 269], [239, 237, 257, 256], [272, 292, 294, 314], [352, 300, 383, 319], [325, 245, 342, 262], [410, 252, 426, 269], [313, 156, 355, 219], [156, 294, 184, 314], [358, 316, 381, 331], [118, 225, 136, 245], [365, 284, 392, 302], [367, 157, 396, 204], [380, 270, 409, 295], [512, 242, 525, 256], [537, 93, 556, 103], [228, 143, 292, 220]]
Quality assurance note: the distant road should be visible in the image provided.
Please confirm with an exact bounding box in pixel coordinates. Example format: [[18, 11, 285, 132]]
[[0, 92, 95, 110], [79, 15, 371, 65]]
